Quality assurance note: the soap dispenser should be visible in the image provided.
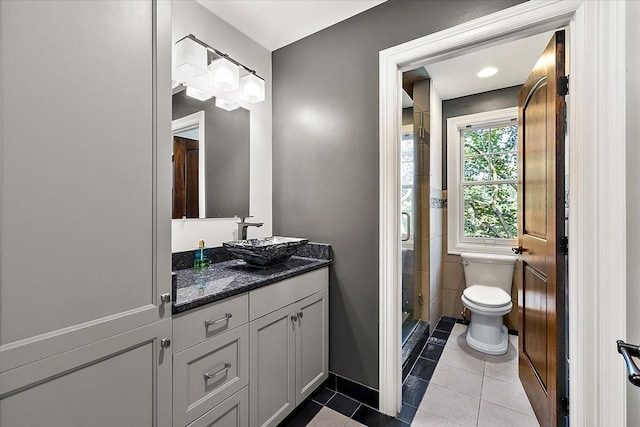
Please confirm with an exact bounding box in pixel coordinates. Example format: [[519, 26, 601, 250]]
[[194, 239, 209, 269]]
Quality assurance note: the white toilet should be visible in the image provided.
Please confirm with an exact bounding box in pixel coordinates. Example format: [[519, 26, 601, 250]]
[[460, 252, 516, 355]]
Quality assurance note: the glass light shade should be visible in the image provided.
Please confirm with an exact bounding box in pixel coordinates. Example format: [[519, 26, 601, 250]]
[[175, 38, 208, 77], [239, 73, 265, 103], [186, 86, 212, 101], [209, 57, 240, 92], [215, 98, 239, 111]]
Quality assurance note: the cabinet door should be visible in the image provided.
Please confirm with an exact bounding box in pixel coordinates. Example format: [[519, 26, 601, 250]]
[[0, 319, 172, 427], [0, 0, 172, 370], [187, 387, 249, 427], [294, 289, 329, 404], [249, 305, 296, 427]]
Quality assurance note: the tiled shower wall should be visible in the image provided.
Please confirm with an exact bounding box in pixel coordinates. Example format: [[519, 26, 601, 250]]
[[428, 85, 444, 328]]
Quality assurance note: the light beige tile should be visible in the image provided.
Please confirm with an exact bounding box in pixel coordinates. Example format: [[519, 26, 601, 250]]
[[415, 383, 480, 427], [478, 400, 540, 427], [439, 340, 486, 374], [429, 296, 442, 328], [445, 323, 467, 349], [484, 355, 521, 385], [442, 261, 465, 292], [430, 362, 483, 398], [430, 262, 442, 303], [308, 407, 350, 427], [442, 289, 464, 319], [411, 410, 463, 427], [485, 339, 518, 365], [345, 419, 367, 427], [481, 376, 536, 417], [430, 210, 443, 238]]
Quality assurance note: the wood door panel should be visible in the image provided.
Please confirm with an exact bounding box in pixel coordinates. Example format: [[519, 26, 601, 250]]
[[517, 30, 566, 427], [523, 264, 549, 389], [523, 83, 549, 239]]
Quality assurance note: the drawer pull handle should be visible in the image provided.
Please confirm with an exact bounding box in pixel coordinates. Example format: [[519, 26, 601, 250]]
[[204, 313, 232, 328], [204, 363, 231, 381]]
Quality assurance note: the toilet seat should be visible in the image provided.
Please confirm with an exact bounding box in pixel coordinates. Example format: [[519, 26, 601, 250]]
[[463, 285, 511, 307]]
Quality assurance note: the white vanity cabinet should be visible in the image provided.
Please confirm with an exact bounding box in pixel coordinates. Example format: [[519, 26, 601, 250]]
[[248, 268, 329, 427], [173, 294, 250, 427]]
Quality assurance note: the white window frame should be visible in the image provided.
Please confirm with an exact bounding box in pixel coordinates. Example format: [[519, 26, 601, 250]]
[[446, 107, 518, 255]]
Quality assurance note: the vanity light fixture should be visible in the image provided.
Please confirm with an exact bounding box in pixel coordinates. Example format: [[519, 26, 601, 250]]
[[477, 67, 498, 78], [215, 98, 239, 111], [175, 34, 265, 107], [209, 56, 240, 92], [239, 73, 266, 104], [175, 37, 208, 77], [186, 86, 213, 101]]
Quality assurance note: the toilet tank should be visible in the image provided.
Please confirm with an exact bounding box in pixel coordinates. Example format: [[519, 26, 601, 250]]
[[460, 252, 516, 294]]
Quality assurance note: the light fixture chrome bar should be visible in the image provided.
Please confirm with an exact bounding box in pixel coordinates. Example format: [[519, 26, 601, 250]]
[[176, 34, 264, 81]]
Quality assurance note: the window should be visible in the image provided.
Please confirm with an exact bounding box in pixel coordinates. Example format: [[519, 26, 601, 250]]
[[447, 107, 518, 254]]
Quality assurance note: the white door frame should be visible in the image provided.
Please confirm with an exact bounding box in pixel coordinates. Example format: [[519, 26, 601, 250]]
[[378, 1, 628, 424]]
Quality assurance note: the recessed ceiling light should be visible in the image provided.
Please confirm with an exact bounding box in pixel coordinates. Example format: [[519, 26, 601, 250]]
[[477, 67, 498, 78]]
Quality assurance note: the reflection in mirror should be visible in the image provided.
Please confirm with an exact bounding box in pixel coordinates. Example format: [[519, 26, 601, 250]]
[[172, 87, 250, 219]]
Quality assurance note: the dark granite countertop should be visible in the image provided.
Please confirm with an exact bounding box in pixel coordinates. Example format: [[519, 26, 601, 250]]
[[173, 255, 331, 314]]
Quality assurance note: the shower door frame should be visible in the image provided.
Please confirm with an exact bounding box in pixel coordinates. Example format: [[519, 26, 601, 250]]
[[378, 1, 628, 424]]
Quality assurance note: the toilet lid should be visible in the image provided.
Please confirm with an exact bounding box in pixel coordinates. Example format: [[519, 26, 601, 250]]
[[463, 285, 511, 307]]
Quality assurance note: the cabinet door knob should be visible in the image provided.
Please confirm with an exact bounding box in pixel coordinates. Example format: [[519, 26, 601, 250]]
[[160, 293, 171, 304], [290, 314, 298, 322], [298, 311, 303, 319], [160, 338, 171, 348]]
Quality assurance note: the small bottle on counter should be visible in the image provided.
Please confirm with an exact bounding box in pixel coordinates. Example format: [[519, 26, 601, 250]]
[[194, 239, 210, 269]]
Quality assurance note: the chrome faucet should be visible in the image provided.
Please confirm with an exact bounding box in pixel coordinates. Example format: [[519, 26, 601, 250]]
[[237, 216, 263, 240]]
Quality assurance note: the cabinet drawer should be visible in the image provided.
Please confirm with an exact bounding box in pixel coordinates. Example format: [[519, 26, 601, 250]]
[[174, 325, 249, 427], [249, 268, 328, 321], [174, 293, 248, 353], [187, 387, 248, 427]]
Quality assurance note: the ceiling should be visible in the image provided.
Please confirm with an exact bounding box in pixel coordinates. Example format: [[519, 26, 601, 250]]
[[196, 0, 386, 51], [423, 30, 557, 100]]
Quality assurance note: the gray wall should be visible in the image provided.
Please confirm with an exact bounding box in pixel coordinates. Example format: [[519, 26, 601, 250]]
[[442, 85, 521, 189], [272, 0, 526, 389], [172, 91, 250, 218]]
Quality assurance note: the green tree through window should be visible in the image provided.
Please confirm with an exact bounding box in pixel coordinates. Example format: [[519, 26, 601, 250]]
[[461, 122, 518, 239]]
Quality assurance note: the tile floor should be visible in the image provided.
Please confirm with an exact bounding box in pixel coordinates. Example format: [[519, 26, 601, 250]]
[[291, 321, 539, 427], [411, 323, 539, 427]]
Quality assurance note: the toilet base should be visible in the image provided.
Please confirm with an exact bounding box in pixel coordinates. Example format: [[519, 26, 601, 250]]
[[464, 308, 509, 355]]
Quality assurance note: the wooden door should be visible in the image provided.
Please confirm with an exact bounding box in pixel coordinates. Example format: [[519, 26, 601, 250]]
[[517, 30, 567, 427], [295, 289, 329, 405], [249, 304, 296, 427], [173, 136, 200, 219]]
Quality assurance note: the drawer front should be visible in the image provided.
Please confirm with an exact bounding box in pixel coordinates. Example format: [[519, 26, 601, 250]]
[[187, 387, 248, 427], [174, 293, 249, 353], [249, 268, 328, 321], [174, 325, 249, 427]]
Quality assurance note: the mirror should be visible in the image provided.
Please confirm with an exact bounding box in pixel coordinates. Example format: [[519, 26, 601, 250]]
[[172, 88, 250, 219]]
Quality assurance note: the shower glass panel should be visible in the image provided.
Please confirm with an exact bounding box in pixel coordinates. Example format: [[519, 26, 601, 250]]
[[401, 128, 418, 344]]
